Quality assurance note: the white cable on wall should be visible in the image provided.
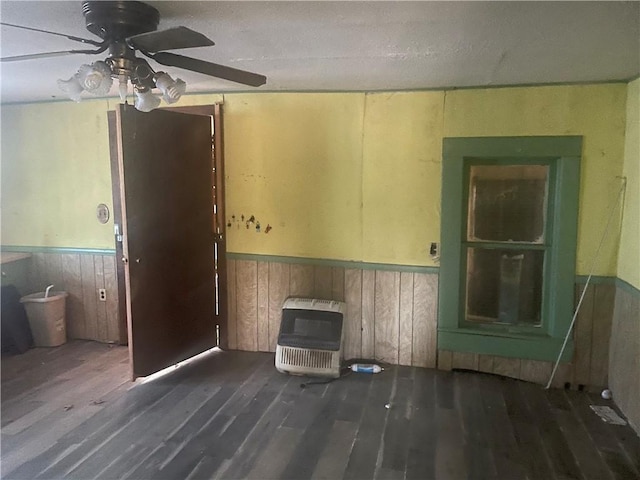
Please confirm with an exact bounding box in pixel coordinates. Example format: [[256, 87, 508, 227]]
[[545, 176, 627, 390]]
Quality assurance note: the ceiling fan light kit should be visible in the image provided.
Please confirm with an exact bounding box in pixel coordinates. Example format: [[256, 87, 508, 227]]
[[1, 1, 267, 111], [56, 75, 85, 103], [57, 60, 114, 102], [154, 72, 186, 104], [134, 87, 161, 112], [78, 61, 113, 95]]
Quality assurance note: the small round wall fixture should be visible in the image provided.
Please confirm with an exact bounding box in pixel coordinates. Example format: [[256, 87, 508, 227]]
[[96, 203, 110, 224]]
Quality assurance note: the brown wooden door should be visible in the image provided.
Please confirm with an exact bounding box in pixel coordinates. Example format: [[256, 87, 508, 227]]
[[115, 104, 216, 378]]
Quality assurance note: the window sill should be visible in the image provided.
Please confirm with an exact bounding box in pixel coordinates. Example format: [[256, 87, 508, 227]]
[[438, 327, 573, 362]]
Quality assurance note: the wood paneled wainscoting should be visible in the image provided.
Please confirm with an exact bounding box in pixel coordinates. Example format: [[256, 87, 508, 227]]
[[13, 249, 617, 390], [438, 281, 618, 391], [226, 256, 439, 368], [2, 250, 121, 344], [608, 280, 640, 434], [226, 255, 618, 390]]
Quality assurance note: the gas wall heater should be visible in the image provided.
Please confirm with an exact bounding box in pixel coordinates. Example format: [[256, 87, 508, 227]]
[[275, 298, 346, 378]]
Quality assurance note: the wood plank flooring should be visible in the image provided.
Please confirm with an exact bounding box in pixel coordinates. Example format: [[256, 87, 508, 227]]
[[2, 341, 639, 480]]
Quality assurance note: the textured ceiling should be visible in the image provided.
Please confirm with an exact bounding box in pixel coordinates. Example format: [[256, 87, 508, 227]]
[[0, 1, 638, 103]]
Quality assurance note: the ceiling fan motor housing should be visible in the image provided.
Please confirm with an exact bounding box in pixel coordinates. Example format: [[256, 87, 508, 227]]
[[82, 1, 160, 89], [82, 1, 159, 41]]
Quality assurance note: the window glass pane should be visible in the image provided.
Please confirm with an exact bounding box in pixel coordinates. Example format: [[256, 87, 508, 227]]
[[467, 165, 549, 243], [465, 248, 544, 326]]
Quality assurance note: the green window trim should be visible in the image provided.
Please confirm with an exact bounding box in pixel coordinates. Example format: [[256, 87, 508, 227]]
[[439, 136, 582, 362]]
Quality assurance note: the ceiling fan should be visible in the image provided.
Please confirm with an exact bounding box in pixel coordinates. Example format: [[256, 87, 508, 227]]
[[0, 1, 267, 111]]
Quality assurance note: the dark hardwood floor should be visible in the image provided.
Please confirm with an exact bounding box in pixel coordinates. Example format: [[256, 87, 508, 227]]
[[1, 340, 639, 479]]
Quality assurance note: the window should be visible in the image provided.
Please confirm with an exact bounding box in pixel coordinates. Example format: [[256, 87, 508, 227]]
[[439, 137, 581, 362], [465, 164, 549, 328]]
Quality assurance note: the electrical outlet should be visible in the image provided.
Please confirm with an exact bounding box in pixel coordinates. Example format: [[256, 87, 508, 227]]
[[98, 288, 107, 302], [429, 242, 439, 257]]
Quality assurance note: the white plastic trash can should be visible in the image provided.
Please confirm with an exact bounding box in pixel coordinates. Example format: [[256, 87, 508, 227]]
[[20, 291, 68, 347]]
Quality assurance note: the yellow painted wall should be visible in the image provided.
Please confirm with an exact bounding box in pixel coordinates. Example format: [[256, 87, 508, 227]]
[[0, 83, 629, 275], [361, 92, 444, 264], [222, 93, 365, 261], [1, 100, 114, 249], [617, 78, 640, 289], [444, 84, 627, 276], [0, 95, 224, 250]]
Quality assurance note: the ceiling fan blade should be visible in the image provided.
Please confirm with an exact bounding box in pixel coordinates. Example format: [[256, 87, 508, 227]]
[[151, 52, 267, 87], [0, 22, 103, 47], [1, 51, 77, 62], [128, 27, 214, 53], [0, 44, 109, 63]]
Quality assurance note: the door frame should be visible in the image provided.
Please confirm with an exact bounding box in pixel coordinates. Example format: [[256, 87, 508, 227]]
[[107, 104, 228, 350]]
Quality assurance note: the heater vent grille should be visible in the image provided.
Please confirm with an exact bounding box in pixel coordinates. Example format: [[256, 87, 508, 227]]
[[279, 346, 333, 369], [275, 345, 341, 378]]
